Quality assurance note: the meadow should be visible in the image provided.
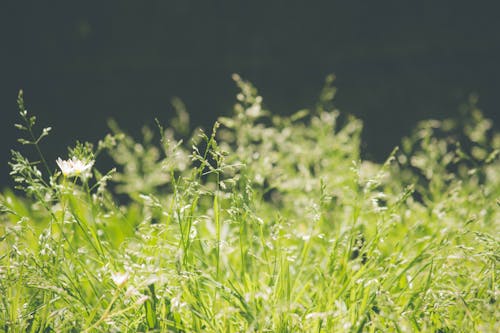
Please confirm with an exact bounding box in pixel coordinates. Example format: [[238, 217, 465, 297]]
[[1, 76, 498, 332]]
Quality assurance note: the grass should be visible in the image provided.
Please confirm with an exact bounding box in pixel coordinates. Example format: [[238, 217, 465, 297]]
[[1, 75, 499, 332]]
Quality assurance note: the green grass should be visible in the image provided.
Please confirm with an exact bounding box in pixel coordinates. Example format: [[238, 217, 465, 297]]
[[1, 76, 499, 332]]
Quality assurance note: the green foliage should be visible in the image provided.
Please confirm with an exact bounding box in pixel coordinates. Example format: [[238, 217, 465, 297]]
[[1, 77, 498, 332]]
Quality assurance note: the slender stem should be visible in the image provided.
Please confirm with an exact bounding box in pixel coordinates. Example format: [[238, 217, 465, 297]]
[[82, 287, 122, 333], [26, 121, 51, 177]]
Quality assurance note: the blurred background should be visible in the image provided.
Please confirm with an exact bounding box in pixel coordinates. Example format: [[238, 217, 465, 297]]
[[1, 0, 499, 188]]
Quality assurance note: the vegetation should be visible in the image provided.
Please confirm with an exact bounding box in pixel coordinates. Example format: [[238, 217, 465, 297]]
[[1, 76, 498, 332]]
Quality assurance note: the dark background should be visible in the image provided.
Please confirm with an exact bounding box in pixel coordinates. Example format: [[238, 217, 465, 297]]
[[1, 1, 499, 188]]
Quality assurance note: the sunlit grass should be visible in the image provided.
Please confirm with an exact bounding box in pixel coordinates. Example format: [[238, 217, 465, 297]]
[[1, 76, 498, 332]]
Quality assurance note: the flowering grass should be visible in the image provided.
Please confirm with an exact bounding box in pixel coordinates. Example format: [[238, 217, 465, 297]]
[[1, 76, 499, 332]]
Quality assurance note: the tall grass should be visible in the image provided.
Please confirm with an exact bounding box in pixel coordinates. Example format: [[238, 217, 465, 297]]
[[1, 76, 498, 332]]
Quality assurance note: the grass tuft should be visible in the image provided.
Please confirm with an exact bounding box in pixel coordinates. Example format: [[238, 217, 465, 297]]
[[1, 76, 499, 332]]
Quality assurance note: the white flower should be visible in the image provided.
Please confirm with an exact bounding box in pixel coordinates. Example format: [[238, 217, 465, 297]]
[[111, 272, 129, 288], [56, 157, 94, 178]]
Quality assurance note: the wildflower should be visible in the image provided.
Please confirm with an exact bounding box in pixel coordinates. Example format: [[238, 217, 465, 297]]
[[56, 157, 94, 178], [111, 272, 129, 288]]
